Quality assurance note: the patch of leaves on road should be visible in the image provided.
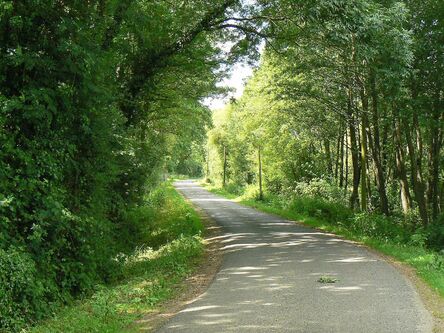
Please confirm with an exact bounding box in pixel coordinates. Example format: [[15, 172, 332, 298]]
[[317, 276, 339, 284]]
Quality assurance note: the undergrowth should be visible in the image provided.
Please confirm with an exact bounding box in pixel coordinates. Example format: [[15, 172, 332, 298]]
[[27, 181, 204, 333]]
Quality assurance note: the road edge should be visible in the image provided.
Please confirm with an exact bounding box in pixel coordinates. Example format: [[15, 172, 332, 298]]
[[362, 246, 443, 333], [229, 196, 443, 332], [201, 182, 442, 332], [245, 201, 442, 333], [134, 184, 224, 332], [290, 219, 443, 333]]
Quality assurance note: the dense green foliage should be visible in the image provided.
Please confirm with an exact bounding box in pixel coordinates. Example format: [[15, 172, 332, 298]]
[[206, 0, 444, 251], [2, 0, 443, 330], [30, 181, 204, 333], [0, 1, 242, 330]]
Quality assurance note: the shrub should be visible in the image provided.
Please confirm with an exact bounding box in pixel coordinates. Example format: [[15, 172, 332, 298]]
[[224, 183, 245, 196], [425, 221, 444, 251], [293, 179, 347, 206], [118, 205, 156, 253], [143, 182, 203, 249], [124, 235, 204, 279], [241, 183, 262, 201], [346, 213, 405, 240], [265, 176, 283, 195], [149, 186, 168, 207], [0, 247, 45, 332], [287, 196, 352, 224], [409, 229, 428, 248]]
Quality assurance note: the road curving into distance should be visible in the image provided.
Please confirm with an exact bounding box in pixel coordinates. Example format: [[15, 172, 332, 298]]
[[156, 180, 432, 333]]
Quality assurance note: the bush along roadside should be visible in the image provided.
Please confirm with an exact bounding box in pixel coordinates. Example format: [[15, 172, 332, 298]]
[[204, 183, 444, 299], [24, 181, 204, 333]]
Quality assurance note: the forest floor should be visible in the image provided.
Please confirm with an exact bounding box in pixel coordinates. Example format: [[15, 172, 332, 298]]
[[156, 180, 438, 333]]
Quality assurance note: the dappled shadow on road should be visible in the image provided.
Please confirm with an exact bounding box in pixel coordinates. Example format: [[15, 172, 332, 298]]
[[155, 225, 414, 332], [157, 181, 429, 332]]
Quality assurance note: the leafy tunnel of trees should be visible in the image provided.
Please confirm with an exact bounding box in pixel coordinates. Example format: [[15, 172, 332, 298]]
[[0, 0, 443, 330]]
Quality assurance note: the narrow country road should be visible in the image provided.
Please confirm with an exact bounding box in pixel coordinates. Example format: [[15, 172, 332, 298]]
[[157, 180, 432, 333]]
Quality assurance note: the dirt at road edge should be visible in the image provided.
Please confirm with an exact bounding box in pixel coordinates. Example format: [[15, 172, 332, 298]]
[[134, 202, 224, 332]]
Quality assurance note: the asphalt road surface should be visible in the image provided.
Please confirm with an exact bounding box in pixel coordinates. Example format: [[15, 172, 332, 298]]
[[157, 180, 432, 333]]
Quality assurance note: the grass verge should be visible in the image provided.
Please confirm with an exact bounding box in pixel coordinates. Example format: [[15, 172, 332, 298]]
[[28, 182, 205, 333]]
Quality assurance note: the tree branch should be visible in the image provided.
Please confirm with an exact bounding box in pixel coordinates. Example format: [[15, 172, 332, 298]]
[[124, 0, 239, 123]]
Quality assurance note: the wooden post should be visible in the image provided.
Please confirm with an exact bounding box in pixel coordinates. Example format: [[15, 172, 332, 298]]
[[206, 146, 210, 182], [258, 147, 263, 200], [223, 145, 227, 187]]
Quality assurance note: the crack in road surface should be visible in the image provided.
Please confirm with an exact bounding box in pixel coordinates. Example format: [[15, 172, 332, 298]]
[[156, 180, 432, 333]]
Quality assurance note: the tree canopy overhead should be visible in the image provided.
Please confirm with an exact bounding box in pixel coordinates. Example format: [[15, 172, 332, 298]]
[[206, 0, 444, 240]]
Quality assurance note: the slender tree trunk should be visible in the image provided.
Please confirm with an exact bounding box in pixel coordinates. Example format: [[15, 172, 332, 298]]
[[402, 115, 429, 225], [428, 138, 440, 220], [397, 152, 412, 214], [339, 127, 345, 188], [440, 182, 444, 216], [348, 88, 360, 209], [359, 85, 369, 211], [335, 128, 341, 182], [394, 116, 412, 214], [345, 128, 349, 193], [348, 35, 361, 209], [366, 161, 372, 206], [427, 96, 443, 221], [367, 72, 389, 215], [206, 146, 210, 182], [367, 132, 389, 214], [381, 119, 389, 180], [223, 145, 227, 187], [324, 139, 333, 177], [258, 147, 263, 200]]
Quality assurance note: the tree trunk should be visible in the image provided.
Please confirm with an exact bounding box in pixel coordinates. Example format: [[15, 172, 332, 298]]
[[335, 128, 341, 182], [427, 97, 443, 221], [344, 128, 349, 193], [394, 117, 412, 214], [324, 139, 333, 177], [359, 85, 369, 211], [402, 116, 429, 225], [206, 146, 210, 182], [258, 147, 263, 200], [368, 72, 389, 215], [223, 145, 227, 187], [339, 128, 345, 188], [440, 182, 444, 216], [427, 135, 440, 220], [348, 88, 360, 209]]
